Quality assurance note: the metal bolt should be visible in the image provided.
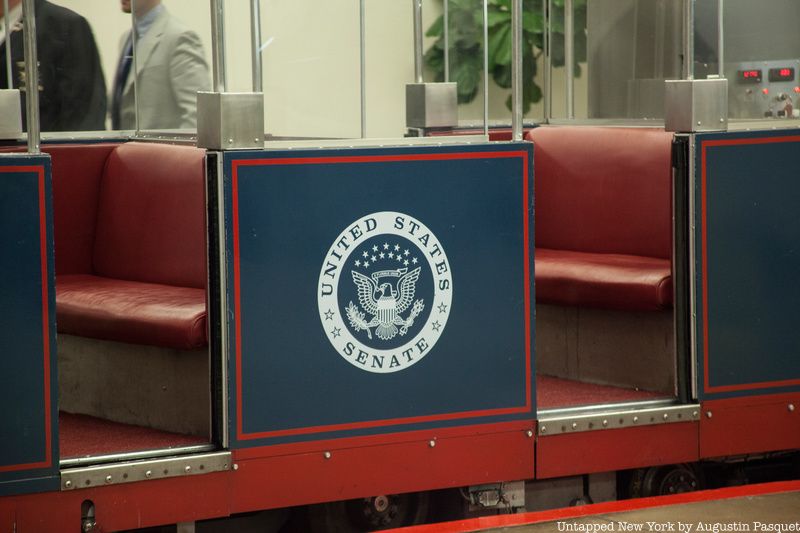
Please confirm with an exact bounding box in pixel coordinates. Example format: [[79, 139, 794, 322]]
[[233, 463, 239, 470], [633, 416, 639, 423], [145, 470, 152, 478], [540, 426, 547, 434], [719, 118, 725, 123], [526, 429, 534, 437], [692, 411, 699, 418], [663, 413, 669, 420], [602, 419, 608, 427], [697, 121, 702, 126], [64, 480, 72, 489], [429, 440, 436, 448], [184, 466, 192, 473], [789, 404, 795, 412], [571, 422, 578, 430], [105, 475, 112, 484], [254, 138, 260, 143], [228, 138, 234, 144], [706, 411, 713, 419], [324, 451, 332, 459]]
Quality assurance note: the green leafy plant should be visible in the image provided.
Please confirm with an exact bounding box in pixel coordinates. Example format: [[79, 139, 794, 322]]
[[424, 0, 586, 113]]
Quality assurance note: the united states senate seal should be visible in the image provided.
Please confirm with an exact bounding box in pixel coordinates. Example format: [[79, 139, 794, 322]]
[[318, 212, 453, 373]]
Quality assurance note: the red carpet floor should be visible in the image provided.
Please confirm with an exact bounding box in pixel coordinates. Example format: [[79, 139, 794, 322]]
[[59, 412, 207, 459], [537, 375, 668, 409], [59, 378, 664, 458]]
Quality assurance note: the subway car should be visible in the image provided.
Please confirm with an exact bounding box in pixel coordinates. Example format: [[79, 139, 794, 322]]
[[1, 0, 799, 531]]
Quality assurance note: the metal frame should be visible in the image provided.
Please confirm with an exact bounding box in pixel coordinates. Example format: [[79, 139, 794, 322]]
[[61, 451, 231, 491], [564, 0, 574, 119], [214, 154, 229, 449], [511, 0, 522, 140], [60, 444, 216, 469], [360, 0, 366, 138], [210, 0, 227, 93], [21, 0, 39, 152], [412, 0, 424, 84], [687, 134, 698, 400], [538, 404, 701, 436], [250, 0, 262, 92], [3, 0, 11, 88]]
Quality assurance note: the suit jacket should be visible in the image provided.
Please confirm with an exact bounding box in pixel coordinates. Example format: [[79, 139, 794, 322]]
[[116, 7, 210, 130], [0, 0, 107, 131]]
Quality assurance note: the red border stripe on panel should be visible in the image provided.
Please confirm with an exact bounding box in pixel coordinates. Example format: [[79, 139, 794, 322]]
[[700, 135, 800, 394], [231, 151, 532, 441]]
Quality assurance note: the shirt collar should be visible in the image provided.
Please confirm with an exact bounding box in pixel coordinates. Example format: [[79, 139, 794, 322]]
[[134, 3, 163, 39], [0, 3, 23, 46]]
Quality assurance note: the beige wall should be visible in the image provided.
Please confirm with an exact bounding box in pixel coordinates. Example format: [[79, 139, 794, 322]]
[[50, 0, 585, 136]]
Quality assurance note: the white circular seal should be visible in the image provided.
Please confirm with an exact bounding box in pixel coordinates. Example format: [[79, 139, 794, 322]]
[[318, 211, 453, 373]]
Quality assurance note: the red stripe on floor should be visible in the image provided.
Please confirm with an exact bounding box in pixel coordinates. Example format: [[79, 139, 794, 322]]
[[391, 480, 800, 533]]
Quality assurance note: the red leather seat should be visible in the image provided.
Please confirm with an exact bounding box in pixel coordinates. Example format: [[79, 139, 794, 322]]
[[527, 127, 674, 311], [56, 275, 207, 349], [47, 142, 208, 349]]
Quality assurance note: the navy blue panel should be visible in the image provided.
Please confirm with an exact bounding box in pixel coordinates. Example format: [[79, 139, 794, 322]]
[[225, 143, 534, 447], [695, 130, 800, 399], [0, 155, 58, 490]]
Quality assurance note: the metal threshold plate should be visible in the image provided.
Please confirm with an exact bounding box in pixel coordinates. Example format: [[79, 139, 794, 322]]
[[538, 404, 701, 436], [60, 451, 231, 491]]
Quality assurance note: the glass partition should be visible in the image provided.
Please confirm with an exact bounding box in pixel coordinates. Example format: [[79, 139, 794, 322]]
[[128, 0, 212, 134], [714, 0, 800, 120], [359, 0, 487, 138], [3, 0, 108, 133], [550, 0, 800, 123], [563, 0, 681, 121]]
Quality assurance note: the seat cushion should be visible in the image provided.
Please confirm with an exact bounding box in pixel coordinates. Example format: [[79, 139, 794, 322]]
[[56, 274, 207, 349], [535, 248, 672, 311]]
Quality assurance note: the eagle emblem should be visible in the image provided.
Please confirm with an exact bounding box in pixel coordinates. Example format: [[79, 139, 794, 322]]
[[346, 267, 425, 341]]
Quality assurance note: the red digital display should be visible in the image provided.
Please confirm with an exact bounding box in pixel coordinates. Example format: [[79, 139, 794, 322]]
[[769, 67, 795, 82], [738, 69, 762, 83]]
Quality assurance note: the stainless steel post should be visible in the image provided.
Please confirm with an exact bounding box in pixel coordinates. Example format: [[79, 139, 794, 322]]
[[131, 0, 140, 131], [443, 0, 449, 82], [3, 0, 12, 87], [511, 0, 522, 140], [482, 0, 488, 136], [564, 0, 574, 119], [543, 0, 551, 121], [21, 0, 38, 152], [210, 0, 227, 92], [717, 0, 724, 76], [413, 0, 423, 83], [359, 0, 366, 138], [682, 0, 694, 80], [250, 0, 262, 92]]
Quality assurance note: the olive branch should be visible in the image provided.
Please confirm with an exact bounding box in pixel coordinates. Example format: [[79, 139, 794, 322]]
[[346, 301, 372, 339]]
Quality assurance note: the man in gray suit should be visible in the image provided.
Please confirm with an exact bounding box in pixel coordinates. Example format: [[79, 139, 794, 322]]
[[112, 0, 210, 130]]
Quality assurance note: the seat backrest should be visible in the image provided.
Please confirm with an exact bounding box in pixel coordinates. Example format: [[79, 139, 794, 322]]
[[93, 142, 207, 289], [46, 144, 119, 275], [527, 126, 673, 259]]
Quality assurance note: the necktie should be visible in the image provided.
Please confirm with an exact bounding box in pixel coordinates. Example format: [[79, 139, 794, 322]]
[[111, 37, 133, 130]]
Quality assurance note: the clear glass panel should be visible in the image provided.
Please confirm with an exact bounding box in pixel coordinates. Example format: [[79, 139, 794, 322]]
[[250, 0, 360, 139], [5, 0, 108, 132], [128, 0, 212, 133], [560, 0, 683, 120], [713, 0, 800, 120], [371, 0, 487, 137]]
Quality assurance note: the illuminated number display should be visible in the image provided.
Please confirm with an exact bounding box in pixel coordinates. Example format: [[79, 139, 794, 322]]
[[768, 67, 795, 82], [738, 69, 762, 83]]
